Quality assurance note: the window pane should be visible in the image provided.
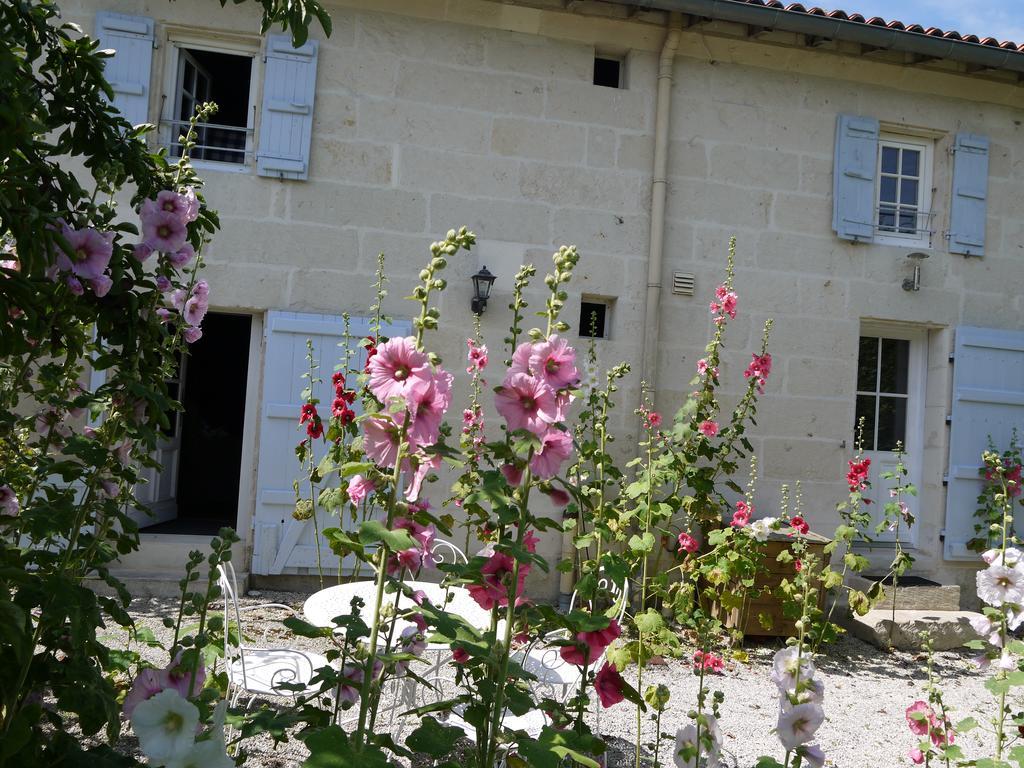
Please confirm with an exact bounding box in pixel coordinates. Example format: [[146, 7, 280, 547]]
[[902, 149, 920, 177], [879, 206, 896, 231], [881, 146, 899, 174], [879, 338, 910, 393], [855, 394, 877, 450], [879, 176, 897, 203], [900, 179, 918, 206], [877, 396, 907, 451], [898, 209, 917, 234], [857, 336, 878, 391]]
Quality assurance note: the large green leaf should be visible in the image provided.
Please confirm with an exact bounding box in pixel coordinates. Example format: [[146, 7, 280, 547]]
[[301, 726, 391, 768], [405, 716, 464, 757], [358, 520, 416, 551]]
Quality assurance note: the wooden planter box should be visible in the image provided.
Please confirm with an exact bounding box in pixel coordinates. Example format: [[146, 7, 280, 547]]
[[716, 530, 831, 639]]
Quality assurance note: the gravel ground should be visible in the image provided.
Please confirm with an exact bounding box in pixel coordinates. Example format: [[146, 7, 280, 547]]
[[102, 590, 992, 768]]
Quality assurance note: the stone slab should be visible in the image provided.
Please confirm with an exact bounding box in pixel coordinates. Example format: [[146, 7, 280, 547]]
[[847, 573, 961, 611], [86, 569, 249, 598], [844, 609, 982, 651]]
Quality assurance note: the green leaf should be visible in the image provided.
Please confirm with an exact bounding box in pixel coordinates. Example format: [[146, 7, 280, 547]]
[[283, 616, 333, 639], [405, 716, 464, 757], [956, 717, 978, 733], [986, 677, 1012, 695], [753, 758, 786, 768], [301, 726, 391, 768], [634, 609, 665, 634], [358, 520, 416, 551], [628, 532, 656, 553]]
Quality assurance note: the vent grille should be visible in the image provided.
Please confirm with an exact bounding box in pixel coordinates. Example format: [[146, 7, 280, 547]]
[[672, 272, 695, 296]]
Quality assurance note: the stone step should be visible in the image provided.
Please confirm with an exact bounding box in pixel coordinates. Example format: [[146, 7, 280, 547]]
[[85, 569, 249, 598], [847, 573, 961, 611], [843, 608, 982, 651]]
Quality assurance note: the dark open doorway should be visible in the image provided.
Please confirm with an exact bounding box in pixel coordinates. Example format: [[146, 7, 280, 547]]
[[144, 312, 251, 535]]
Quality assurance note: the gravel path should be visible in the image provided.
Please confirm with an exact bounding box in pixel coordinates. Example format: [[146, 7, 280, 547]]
[[103, 590, 993, 768]]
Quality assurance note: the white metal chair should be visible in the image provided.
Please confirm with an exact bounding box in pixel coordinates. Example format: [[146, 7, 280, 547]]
[[429, 538, 468, 567], [217, 562, 331, 710]]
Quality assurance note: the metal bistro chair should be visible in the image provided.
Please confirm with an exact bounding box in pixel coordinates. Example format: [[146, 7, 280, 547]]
[[217, 562, 331, 713]]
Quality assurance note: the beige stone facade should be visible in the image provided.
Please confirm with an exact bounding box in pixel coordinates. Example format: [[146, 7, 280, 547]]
[[67, 0, 1024, 605]]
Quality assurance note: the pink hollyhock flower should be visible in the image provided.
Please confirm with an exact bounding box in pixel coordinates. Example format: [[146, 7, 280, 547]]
[[168, 243, 195, 268], [529, 335, 579, 390], [736, 500, 753, 517], [192, 279, 209, 299], [731, 509, 750, 528], [133, 243, 154, 262], [90, 274, 113, 297], [905, 701, 932, 736], [163, 652, 206, 699], [494, 372, 559, 435], [699, 420, 719, 438], [508, 341, 534, 376], [776, 702, 824, 750], [155, 275, 171, 292], [561, 619, 622, 667], [908, 748, 925, 765], [790, 516, 810, 535], [594, 662, 626, 708], [141, 209, 188, 253], [122, 668, 168, 718], [100, 478, 119, 499], [452, 647, 470, 664], [389, 547, 422, 575], [337, 662, 381, 704], [501, 462, 524, 487], [363, 415, 403, 468], [846, 458, 871, 492], [347, 474, 374, 504], [467, 551, 528, 610], [0, 485, 19, 517], [544, 487, 571, 507], [803, 744, 826, 768], [693, 650, 725, 673], [646, 411, 662, 429], [404, 452, 440, 502], [409, 613, 428, 632], [143, 190, 195, 223], [367, 337, 431, 406], [530, 428, 573, 479], [408, 368, 453, 446], [744, 353, 773, 393], [57, 226, 114, 279], [182, 326, 203, 344], [696, 358, 709, 375], [394, 517, 436, 554], [721, 291, 737, 319], [183, 295, 208, 327], [930, 715, 954, 747], [466, 338, 489, 371], [66, 275, 84, 296], [181, 188, 200, 222], [678, 532, 699, 554]]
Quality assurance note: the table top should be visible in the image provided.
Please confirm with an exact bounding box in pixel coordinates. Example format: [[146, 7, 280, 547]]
[[303, 580, 494, 642]]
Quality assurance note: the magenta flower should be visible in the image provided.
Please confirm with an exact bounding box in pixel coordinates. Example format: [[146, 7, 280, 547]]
[[141, 209, 188, 253], [347, 474, 374, 505], [905, 701, 932, 736], [122, 668, 167, 718], [678, 531, 698, 554], [508, 341, 533, 376], [544, 487, 571, 507], [193, 279, 209, 299], [407, 368, 452, 446], [163, 652, 206, 699], [182, 326, 203, 344], [168, 243, 195, 268], [90, 274, 113, 297], [367, 337, 432, 406], [57, 226, 114, 280], [155, 276, 171, 292], [495, 372, 559, 435], [403, 452, 439, 502], [394, 517, 436, 554], [529, 335, 579, 390], [501, 463, 523, 486], [66, 275, 83, 295], [142, 190, 198, 224], [560, 619, 621, 667], [699, 420, 719, 438], [363, 415, 403, 467], [908, 748, 925, 765], [133, 243, 154, 262], [529, 428, 573, 479], [467, 551, 528, 610], [183, 295, 208, 327], [0, 485, 19, 517], [594, 662, 626, 708]]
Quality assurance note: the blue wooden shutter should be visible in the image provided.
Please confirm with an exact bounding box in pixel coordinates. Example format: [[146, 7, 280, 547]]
[[256, 35, 318, 181], [949, 133, 990, 257], [944, 326, 1024, 560], [832, 114, 879, 242], [94, 11, 155, 126]]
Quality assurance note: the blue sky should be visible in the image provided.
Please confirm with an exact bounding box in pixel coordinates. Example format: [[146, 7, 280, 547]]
[[837, 1, 1024, 43]]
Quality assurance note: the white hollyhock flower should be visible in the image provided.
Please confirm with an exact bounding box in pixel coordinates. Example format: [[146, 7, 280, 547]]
[[983, 548, 1024, 567], [780, 677, 825, 710], [131, 689, 199, 765], [771, 646, 815, 693], [165, 738, 234, 768], [970, 614, 994, 636], [996, 651, 1017, 672], [776, 702, 825, 750], [673, 716, 722, 768], [749, 517, 777, 542], [977, 564, 1024, 607]]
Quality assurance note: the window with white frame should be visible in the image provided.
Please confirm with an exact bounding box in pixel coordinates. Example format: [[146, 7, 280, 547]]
[[874, 134, 933, 246], [162, 41, 258, 167]]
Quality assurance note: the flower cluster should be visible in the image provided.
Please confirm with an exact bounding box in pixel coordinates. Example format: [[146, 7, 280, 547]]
[[466, 336, 488, 374], [743, 353, 772, 394], [673, 715, 723, 768], [771, 647, 825, 764], [905, 700, 955, 763], [709, 283, 738, 322], [677, 530, 699, 554], [846, 457, 871, 493], [299, 402, 323, 439], [692, 649, 724, 674], [331, 371, 356, 427], [164, 279, 209, 343], [560, 618, 622, 667], [51, 222, 114, 297], [985, 461, 1022, 498], [138, 189, 199, 258], [789, 516, 810, 535], [387, 513, 437, 575], [731, 500, 752, 528], [495, 335, 578, 480], [748, 516, 778, 542], [467, 528, 538, 610]]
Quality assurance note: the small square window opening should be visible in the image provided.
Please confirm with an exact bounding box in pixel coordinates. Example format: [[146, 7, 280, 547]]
[[579, 300, 610, 339], [167, 47, 255, 165], [593, 57, 622, 89], [874, 134, 933, 246]]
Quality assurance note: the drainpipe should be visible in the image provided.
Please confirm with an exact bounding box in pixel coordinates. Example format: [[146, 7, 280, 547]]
[[640, 12, 682, 403]]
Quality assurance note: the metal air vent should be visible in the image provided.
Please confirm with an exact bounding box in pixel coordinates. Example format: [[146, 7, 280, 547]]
[[672, 271, 695, 296]]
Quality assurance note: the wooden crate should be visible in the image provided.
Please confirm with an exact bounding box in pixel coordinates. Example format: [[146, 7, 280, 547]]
[[716, 530, 831, 638]]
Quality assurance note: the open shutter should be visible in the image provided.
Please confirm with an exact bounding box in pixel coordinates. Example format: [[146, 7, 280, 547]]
[[251, 311, 411, 575], [94, 11, 154, 126], [944, 326, 1024, 560], [948, 133, 990, 257], [256, 35, 318, 181], [832, 114, 879, 242]]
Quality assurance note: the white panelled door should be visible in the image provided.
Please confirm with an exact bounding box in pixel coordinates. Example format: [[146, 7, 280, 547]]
[[251, 311, 410, 575], [944, 327, 1024, 560]]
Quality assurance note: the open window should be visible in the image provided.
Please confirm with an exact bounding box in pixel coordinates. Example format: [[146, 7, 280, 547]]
[[162, 40, 257, 167], [874, 134, 934, 247]]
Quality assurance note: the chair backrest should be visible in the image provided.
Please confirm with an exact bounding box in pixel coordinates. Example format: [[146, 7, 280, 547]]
[[430, 538, 468, 567], [216, 561, 249, 687], [568, 569, 629, 624]]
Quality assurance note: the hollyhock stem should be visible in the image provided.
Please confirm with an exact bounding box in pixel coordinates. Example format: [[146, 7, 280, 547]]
[[635, 414, 655, 768]]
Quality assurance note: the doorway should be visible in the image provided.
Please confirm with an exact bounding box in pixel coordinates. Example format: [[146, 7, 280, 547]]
[[143, 312, 252, 534]]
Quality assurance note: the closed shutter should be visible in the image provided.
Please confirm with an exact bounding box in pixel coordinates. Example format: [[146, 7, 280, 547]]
[[944, 326, 1024, 560], [948, 133, 990, 257], [94, 11, 155, 126], [255, 35, 318, 181], [832, 114, 879, 242], [251, 311, 411, 575]]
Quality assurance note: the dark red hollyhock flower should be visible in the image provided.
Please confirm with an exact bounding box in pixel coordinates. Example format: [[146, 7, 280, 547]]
[[789, 516, 810, 535], [299, 402, 317, 425], [846, 458, 871, 492]]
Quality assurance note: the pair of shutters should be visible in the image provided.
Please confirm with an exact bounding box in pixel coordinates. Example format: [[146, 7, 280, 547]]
[[94, 11, 318, 180], [832, 114, 990, 256]]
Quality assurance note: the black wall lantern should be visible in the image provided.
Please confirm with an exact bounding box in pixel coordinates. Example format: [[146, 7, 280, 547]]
[[471, 265, 496, 314]]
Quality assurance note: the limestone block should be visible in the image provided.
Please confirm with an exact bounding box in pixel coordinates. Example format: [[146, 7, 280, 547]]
[[550, 208, 649, 256], [756, 232, 864, 279], [311, 91, 357, 138], [357, 11, 484, 67], [198, 261, 288, 310], [668, 181, 772, 230], [492, 118, 586, 163], [847, 574, 961, 612], [485, 31, 593, 81], [396, 61, 544, 116], [544, 79, 649, 131], [761, 437, 847, 481], [291, 182, 427, 232], [399, 146, 520, 199], [755, 399, 853, 442], [586, 126, 617, 169], [357, 99, 491, 153], [429, 194, 550, 244], [520, 163, 645, 213], [785, 357, 855, 398], [202, 173, 276, 219], [209, 218, 358, 270], [845, 609, 981, 651], [797, 275, 849, 317], [709, 144, 799, 191], [772, 191, 834, 237], [310, 139, 392, 185], [798, 154, 833, 196], [317, 48, 397, 97]]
